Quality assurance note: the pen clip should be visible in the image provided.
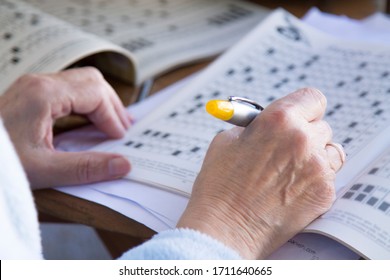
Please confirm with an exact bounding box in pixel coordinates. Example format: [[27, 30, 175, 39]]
[[228, 96, 264, 110]]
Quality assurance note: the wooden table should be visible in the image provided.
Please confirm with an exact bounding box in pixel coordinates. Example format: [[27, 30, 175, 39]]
[[35, 0, 388, 259]]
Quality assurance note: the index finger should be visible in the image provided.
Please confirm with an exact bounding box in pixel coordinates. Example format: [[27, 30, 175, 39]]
[[51, 68, 130, 138], [272, 87, 327, 122]]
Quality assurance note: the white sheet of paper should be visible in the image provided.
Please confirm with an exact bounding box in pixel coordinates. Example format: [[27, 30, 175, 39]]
[[57, 184, 171, 232]]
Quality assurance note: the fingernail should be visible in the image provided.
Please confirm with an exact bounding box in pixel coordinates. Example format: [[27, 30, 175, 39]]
[[108, 157, 130, 177], [127, 112, 135, 125]]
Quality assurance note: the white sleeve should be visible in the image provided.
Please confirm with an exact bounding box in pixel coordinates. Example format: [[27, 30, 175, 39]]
[[0, 119, 43, 259], [119, 228, 242, 260]]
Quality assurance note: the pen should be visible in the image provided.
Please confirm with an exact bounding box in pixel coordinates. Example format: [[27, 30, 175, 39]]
[[205, 96, 264, 127], [136, 78, 154, 102]]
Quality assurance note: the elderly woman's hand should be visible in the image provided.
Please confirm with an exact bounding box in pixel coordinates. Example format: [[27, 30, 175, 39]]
[[0, 67, 131, 189], [178, 88, 345, 259]]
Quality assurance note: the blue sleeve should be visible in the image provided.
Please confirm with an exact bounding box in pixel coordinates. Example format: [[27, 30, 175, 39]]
[[119, 228, 242, 260]]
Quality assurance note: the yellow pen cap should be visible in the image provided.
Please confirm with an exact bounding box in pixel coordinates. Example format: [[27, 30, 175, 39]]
[[205, 100, 234, 121]]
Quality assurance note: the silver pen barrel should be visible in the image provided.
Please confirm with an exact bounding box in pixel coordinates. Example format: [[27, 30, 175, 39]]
[[227, 101, 261, 127]]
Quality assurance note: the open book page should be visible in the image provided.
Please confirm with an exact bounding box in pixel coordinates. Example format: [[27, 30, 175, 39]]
[[93, 9, 390, 196], [306, 147, 390, 259], [0, 0, 133, 94], [22, 0, 270, 85]]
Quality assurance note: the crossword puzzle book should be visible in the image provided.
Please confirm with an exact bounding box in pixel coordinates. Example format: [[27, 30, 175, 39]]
[[0, 0, 269, 94], [93, 9, 390, 259]]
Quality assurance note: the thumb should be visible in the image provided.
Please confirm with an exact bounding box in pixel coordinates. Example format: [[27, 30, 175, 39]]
[[32, 151, 131, 188]]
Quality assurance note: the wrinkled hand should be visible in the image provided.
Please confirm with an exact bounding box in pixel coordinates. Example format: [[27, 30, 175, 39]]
[[0, 67, 131, 189], [177, 88, 345, 259]]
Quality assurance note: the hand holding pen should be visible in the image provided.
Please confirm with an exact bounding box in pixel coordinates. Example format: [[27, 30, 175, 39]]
[[179, 89, 346, 258]]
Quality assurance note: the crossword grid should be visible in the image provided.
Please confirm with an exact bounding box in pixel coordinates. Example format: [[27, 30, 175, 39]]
[[340, 146, 390, 215], [367, 152, 390, 180], [124, 128, 210, 164], [0, 0, 107, 87], [342, 184, 390, 216], [0, 1, 42, 75], [120, 87, 232, 164], [119, 22, 390, 163], [23, 0, 256, 53], [4, 3, 385, 175]]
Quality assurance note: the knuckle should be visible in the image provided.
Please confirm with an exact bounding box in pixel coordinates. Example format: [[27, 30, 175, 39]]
[[81, 66, 104, 80], [262, 104, 294, 128], [14, 73, 37, 85], [308, 154, 325, 174], [18, 73, 53, 93], [290, 128, 310, 153], [293, 128, 309, 144], [322, 121, 333, 137], [310, 154, 335, 183], [17, 74, 55, 109]]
